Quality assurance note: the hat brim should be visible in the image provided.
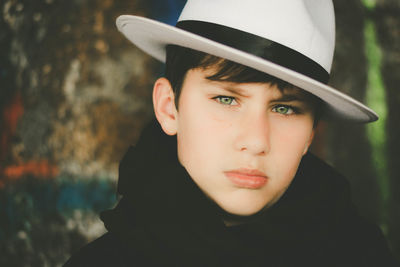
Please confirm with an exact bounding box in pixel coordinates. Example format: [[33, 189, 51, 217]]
[[116, 15, 378, 123]]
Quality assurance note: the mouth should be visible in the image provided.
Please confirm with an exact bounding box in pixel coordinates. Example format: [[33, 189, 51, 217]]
[[224, 168, 268, 189]]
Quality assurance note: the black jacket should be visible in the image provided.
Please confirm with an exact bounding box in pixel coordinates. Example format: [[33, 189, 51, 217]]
[[64, 120, 398, 267]]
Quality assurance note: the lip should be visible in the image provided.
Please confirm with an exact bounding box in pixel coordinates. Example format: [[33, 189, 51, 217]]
[[224, 168, 268, 189]]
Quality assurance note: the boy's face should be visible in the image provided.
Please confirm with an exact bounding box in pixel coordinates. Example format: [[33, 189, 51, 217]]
[[156, 68, 316, 216]]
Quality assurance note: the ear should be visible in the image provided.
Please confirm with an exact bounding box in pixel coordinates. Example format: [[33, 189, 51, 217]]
[[302, 130, 315, 155], [153, 77, 178, 136]]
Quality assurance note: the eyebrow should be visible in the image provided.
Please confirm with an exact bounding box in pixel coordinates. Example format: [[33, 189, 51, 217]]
[[206, 80, 251, 97], [217, 83, 308, 101], [270, 92, 310, 103], [205, 78, 312, 103], [220, 85, 250, 97]]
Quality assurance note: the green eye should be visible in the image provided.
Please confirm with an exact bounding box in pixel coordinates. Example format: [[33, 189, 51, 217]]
[[273, 105, 294, 115], [216, 96, 235, 105]]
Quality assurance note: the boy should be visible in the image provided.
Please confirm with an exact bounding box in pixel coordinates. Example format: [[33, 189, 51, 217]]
[[65, 0, 398, 266]]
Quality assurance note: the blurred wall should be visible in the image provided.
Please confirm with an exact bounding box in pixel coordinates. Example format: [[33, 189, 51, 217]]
[[0, 0, 398, 266]]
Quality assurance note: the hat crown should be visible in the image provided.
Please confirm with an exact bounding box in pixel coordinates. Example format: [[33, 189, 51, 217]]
[[178, 0, 335, 73]]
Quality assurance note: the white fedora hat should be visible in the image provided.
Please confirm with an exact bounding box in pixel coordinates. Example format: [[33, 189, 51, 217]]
[[116, 0, 378, 122]]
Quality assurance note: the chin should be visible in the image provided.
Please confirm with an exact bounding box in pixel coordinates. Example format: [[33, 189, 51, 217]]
[[217, 198, 269, 216], [229, 206, 266, 216]]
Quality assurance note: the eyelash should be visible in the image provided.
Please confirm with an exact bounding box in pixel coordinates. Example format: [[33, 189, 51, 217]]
[[212, 95, 238, 106], [272, 104, 299, 115], [212, 95, 300, 115]]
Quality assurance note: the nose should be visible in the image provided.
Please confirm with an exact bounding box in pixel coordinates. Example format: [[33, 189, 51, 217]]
[[233, 110, 270, 156]]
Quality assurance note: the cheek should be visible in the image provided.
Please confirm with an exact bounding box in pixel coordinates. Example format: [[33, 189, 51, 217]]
[[179, 90, 235, 145], [272, 118, 314, 150], [269, 118, 314, 175], [176, 97, 229, 171], [179, 121, 228, 161]]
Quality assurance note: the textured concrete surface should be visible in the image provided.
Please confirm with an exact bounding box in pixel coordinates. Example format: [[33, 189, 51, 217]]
[[0, 0, 399, 265]]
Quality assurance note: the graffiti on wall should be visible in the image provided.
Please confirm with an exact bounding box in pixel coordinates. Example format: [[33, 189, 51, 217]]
[[0, 0, 399, 266]]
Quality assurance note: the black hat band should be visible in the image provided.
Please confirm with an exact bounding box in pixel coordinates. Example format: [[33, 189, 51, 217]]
[[176, 20, 330, 84]]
